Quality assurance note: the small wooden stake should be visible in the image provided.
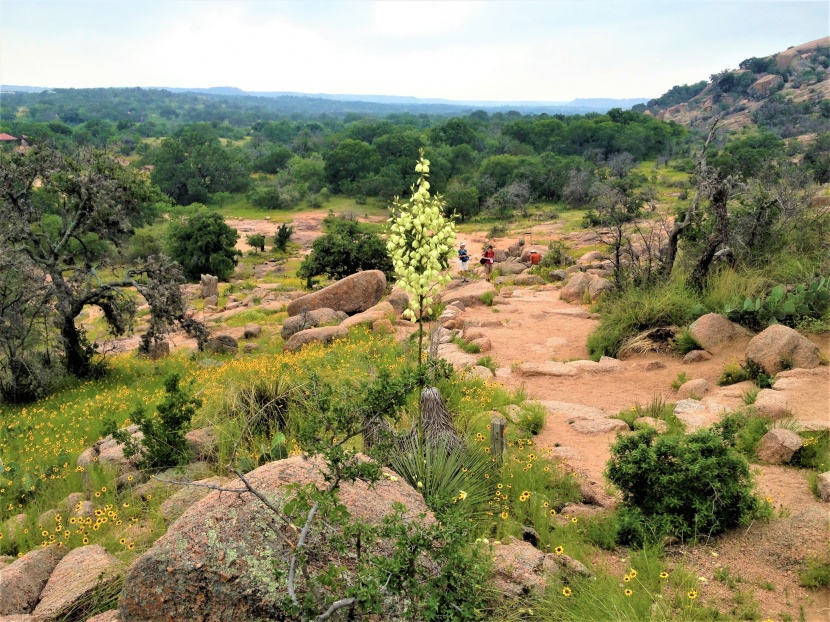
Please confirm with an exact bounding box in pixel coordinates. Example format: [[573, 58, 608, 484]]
[[490, 415, 506, 463]]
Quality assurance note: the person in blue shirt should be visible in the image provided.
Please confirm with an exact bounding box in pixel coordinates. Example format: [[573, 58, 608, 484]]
[[458, 243, 469, 282]]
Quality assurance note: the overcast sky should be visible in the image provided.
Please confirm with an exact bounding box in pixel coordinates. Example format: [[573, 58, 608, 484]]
[[1, 0, 827, 102]]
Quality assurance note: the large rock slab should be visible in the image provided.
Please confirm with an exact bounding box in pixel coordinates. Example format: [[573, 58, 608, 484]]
[[570, 418, 629, 434], [280, 307, 346, 340], [494, 262, 528, 276], [560, 272, 592, 303], [0, 546, 65, 615], [283, 325, 348, 353], [688, 313, 751, 353], [339, 301, 395, 330], [159, 476, 232, 522], [756, 428, 804, 464], [754, 389, 791, 419], [489, 537, 550, 597], [745, 324, 822, 374], [119, 456, 430, 622], [33, 545, 123, 621], [287, 270, 386, 317], [515, 361, 578, 377], [440, 280, 497, 308]]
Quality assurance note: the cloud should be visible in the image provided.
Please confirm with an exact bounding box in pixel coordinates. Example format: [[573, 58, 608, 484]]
[[370, 1, 477, 37]]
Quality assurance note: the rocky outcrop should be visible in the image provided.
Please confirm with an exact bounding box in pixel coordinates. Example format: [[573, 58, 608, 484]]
[[158, 476, 232, 522], [440, 280, 496, 308], [205, 335, 238, 354], [745, 325, 822, 374], [77, 425, 142, 475], [283, 325, 348, 353], [32, 545, 123, 621], [817, 472, 830, 502], [339, 301, 395, 330], [756, 428, 804, 464], [687, 314, 751, 353], [0, 546, 65, 615], [386, 287, 410, 315], [280, 308, 347, 340], [242, 323, 262, 339], [753, 389, 791, 419], [287, 270, 386, 317], [199, 274, 219, 298], [119, 456, 430, 622]]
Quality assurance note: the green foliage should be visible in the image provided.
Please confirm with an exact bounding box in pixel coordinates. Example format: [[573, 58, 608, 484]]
[[237, 431, 288, 473], [515, 403, 546, 435], [670, 372, 689, 391], [387, 151, 456, 361], [246, 233, 266, 252], [606, 428, 761, 545], [297, 215, 392, 288], [672, 328, 702, 355], [475, 356, 497, 374], [615, 398, 684, 435], [793, 431, 830, 473], [452, 337, 481, 355], [725, 279, 830, 332], [480, 291, 495, 306], [799, 556, 830, 588], [390, 436, 496, 519], [713, 411, 772, 458], [587, 281, 698, 358], [539, 240, 573, 269], [113, 373, 201, 470], [718, 360, 773, 389], [273, 223, 294, 252], [168, 209, 241, 281]]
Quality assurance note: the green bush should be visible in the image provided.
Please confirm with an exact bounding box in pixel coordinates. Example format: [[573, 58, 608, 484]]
[[606, 428, 761, 545], [672, 328, 702, 355], [453, 337, 481, 355], [168, 210, 241, 281], [799, 556, 830, 588], [246, 233, 265, 252], [516, 403, 546, 435], [273, 223, 293, 252], [480, 291, 495, 306], [725, 279, 830, 332], [297, 215, 392, 288], [718, 360, 773, 388], [111, 373, 201, 470]]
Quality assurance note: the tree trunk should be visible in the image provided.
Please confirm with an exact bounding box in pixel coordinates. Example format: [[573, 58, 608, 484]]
[[60, 313, 90, 377], [688, 184, 730, 291]]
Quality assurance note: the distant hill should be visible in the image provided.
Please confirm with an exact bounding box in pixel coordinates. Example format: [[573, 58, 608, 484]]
[[634, 37, 830, 139], [1, 84, 646, 116]]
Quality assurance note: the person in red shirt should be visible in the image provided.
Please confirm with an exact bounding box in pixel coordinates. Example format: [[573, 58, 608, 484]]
[[483, 245, 495, 281]]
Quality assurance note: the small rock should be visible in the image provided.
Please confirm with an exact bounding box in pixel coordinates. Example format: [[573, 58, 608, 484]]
[[548, 270, 568, 282], [516, 362, 578, 377], [642, 360, 666, 371], [242, 323, 262, 339], [470, 337, 492, 353], [86, 611, 121, 622], [203, 295, 218, 308], [205, 335, 238, 354], [756, 429, 804, 464], [243, 343, 259, 354], [816, 472, 830, 502], [683, 350, 712, 364], [754, 389, 791, 419], [677, 378, 710, 400]]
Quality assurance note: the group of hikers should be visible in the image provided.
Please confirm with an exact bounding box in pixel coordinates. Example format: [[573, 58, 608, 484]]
[[457, 242, 495, 282]]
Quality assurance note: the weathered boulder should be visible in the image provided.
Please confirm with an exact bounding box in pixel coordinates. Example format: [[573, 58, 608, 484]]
[[199, 274, 219, 298], [578, 251, 605, 263], [753, 389, 791, 419], [560, 273, 592, 303], [339, 301, 395, 330], [440, 280, 496, 308], [493, 249, 508, 262], [386, 287, 410, 315], [159, 476, 232, 523], [76, 426, 142, 474], [817, 472, 830, 502], [203, 294, 218, 308], [287, 270, 386, 317], [86, 611, 121, 622], [469, 337, 492, 353], [548, 270, 568, 282], [677, 378, 710, 400], [756, 428, 804, 464], [2, 514, 27, 541], [119, 456, 430, 622], [0, 546, 65, 615], [688, 314, 751, 353], [512, 274, 544, 286], [205, 335, 238, 354], [683, 350, 712, 364], [280, 308, 346, 340], [516, 362, 578, 377], [489, 537, 550, 597], [32, 545, 123, 621], [570, 418, 630, 434], [494, 261, 528, 276], [587, 277, 613, 300], [284, 325, 348, 353], [748, 74, 784, 97], [242, 323, 262, 339], [745, 324, 822, 374]]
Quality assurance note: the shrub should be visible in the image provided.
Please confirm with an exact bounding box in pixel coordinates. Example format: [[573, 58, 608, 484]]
[[480, 291, 495, 306], [672, 328, 702, 355], [606, 428, 760, 545], [718, 359, 772, 388], [273, 223, 294, 252], [246, 233, 265, 252], [111, 373, 201, 470], [670, 372, 689, 391], [453, 337, 481, 355], [168, 210, 241, 281], [725, 279, 830, 332], [515, 403, 546, 435], [297, 215, 392, 288], [538, 240, 573, 269], [799, 556, 830, 588]]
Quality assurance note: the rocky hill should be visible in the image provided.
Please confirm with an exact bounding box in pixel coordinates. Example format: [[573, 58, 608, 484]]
[[636, 37, 830, 139]]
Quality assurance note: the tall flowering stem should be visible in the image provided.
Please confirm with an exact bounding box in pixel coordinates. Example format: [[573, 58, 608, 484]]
[[387, 149, 457, 365]]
